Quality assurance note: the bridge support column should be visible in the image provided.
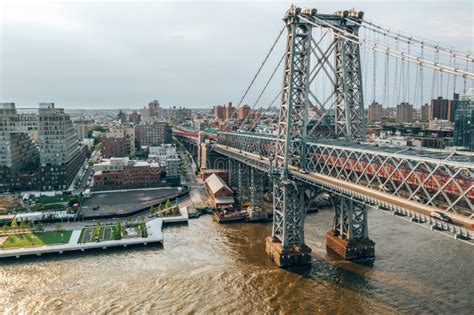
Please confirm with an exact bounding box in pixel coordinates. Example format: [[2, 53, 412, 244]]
[[228, 159, 238, 193], [248, 167, 268, 221], [326, 196, 375, 260], [237, 162, 250, 206]]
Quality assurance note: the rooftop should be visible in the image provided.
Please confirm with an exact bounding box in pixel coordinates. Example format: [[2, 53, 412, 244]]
[[205, 173, 232, 194]]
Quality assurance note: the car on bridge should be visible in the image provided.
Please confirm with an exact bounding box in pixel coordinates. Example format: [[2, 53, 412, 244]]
[[430, 211, 453, 224]]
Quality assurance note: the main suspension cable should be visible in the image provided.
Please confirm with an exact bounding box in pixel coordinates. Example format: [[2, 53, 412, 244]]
[[221, 25, 285, 132]]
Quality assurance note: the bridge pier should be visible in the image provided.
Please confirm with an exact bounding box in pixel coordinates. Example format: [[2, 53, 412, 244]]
[[266, 178, 312, 268], [236, 162, 250, 206], [248, 167, 268, 221], [326, 197, 375, 260], [265, 237, 312, 268]]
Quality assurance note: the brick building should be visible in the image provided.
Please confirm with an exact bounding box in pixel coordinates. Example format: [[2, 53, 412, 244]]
[[429, 94, 459, 122], [205, 174, 234, 209], [136, 122, 172, 147], [128, 112, 141, 125], [368, 101, 382, 122], [237, 105, 251, 120], [100, 137, 127, 158], [92, 158, 164, 191]]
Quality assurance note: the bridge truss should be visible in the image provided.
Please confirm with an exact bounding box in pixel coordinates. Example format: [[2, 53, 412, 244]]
[[206, 6, 474, 265]]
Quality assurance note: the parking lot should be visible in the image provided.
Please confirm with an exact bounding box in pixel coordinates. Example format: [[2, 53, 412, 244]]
[[81, 188, 180, 216]]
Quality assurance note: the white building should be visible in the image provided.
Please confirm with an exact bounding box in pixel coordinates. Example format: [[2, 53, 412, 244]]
[[148, 144, 180, 181], [38, 103, 82, 166], [428, 119, 454, 130], [93, 157, 129, 173]]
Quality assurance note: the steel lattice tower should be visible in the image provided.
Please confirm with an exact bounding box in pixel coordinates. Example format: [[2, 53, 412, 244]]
[[271, 8, 367, 251], [272, 7, 313, 248], [333, 17, 366, 141]]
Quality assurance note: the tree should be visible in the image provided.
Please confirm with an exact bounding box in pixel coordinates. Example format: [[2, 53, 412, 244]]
[[11, 218, 17, 229], [165, 199, 171, 209], [150, 205, 156, 216], [93, 222, 101, 241], [139, 218, 147, 238], [113, 218, 122, 240], [159, 204, 163, 211], [173, 206, 180, 215]]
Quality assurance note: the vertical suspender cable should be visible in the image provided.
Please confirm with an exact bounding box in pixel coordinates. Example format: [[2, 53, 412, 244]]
[[406, 40, 411, 104], [372, 30, 377, 102]]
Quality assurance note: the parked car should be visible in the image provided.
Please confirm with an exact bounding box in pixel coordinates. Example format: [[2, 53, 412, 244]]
[[430, 211, 453, 223]]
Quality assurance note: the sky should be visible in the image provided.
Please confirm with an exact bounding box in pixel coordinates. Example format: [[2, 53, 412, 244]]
[[0, 0, 472, 109]]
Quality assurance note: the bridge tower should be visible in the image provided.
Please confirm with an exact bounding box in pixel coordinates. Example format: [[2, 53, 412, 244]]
[[266, 6, 314, 267], [266, 7, 372, 267]]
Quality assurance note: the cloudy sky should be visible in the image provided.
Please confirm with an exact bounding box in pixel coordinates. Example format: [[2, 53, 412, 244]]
[[1, 0, 472, 109]]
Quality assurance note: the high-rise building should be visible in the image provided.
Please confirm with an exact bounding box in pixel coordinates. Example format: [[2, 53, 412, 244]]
[[38, 103, 81, 166], [429, 94, 459, 122], [102, 126, 136, 157], [368, 101, 383, 122], [128, 111, 141, 125], [0, 103, 85, 192], [396, 102, 413, 123], [148, 100, 160, 117], [73, 118, 94, 140], [136, 122, 172, 147], [454, 90, 474, 151], [421, 104, 430, 122], [0, 103, 39, 172], [213, 105, 226, 120], [225, 102, 234, 120], [237, 105, 251, 120]]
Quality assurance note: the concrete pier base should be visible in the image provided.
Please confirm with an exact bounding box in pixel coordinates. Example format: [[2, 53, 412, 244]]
[[265, 237, 312, 268], [248, 208, 269, 222], [326, 231, 375, 260]]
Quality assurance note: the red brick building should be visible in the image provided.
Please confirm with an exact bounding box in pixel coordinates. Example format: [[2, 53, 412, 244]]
[[205, 174, 234, 209], [136, 122, 172, 147], [129, 112, 141, 124], [237, 104, 251, 120], [100, 137, 127, 158], [93, 160, 163, 191]]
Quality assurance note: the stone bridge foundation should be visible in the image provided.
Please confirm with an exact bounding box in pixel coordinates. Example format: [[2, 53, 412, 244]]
[[326, 196, 375, 260]]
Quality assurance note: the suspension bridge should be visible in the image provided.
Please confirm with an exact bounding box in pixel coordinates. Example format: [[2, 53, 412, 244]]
[[175, 7, 474, 267]]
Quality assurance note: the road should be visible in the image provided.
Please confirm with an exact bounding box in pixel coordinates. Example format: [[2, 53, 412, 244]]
[[178, 147, 208, 209], [214, 143, 474, 233]]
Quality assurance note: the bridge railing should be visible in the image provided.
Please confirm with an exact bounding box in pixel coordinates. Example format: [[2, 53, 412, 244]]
[[217, 132, 474, 217]]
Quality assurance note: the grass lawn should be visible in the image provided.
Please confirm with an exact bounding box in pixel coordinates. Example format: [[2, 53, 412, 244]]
[[1, 230, 73, 249]]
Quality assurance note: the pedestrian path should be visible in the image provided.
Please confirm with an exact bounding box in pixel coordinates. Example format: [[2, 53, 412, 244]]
[[68, 230, 82, 245]]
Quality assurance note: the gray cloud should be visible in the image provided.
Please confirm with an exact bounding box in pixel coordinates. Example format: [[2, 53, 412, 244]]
[[1, 0, 472, 109]]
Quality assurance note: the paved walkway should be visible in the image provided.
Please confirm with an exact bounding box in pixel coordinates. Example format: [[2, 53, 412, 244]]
[[68, 230, 82, 245], [0, 217, 182, 259]]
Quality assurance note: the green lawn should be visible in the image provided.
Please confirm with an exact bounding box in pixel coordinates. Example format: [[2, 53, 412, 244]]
[[1, 230, 73, 249]]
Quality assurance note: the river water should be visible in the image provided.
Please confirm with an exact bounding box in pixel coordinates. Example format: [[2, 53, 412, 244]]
[[1, 209, 473, 314]]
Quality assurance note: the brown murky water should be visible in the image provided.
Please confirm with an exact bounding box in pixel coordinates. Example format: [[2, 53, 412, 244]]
[[1, 209, 473, 314]]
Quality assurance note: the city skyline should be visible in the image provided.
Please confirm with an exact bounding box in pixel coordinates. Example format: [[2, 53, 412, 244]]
[[1, 0, 472, 109]]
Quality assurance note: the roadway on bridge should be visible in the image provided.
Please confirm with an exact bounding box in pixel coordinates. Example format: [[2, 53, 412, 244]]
[[214, 143, 474, 232]]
